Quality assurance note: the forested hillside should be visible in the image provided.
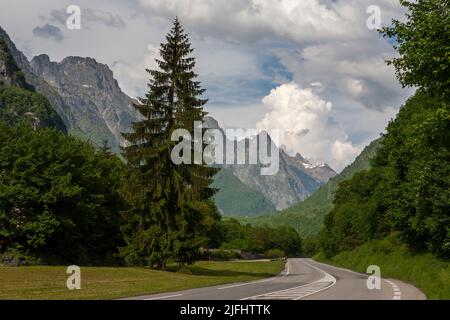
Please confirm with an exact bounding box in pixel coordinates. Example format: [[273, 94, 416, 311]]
[[0, 38, 65, 131], [318, 0, 449, 260]]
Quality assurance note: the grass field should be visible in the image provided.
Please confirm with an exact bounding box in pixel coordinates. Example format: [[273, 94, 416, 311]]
[[314, 234, 450, 300], [0, 260, 285, 300]]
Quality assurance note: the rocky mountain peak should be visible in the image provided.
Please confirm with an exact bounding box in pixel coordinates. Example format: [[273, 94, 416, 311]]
[[0, 37, 30, 89], [294, 153, 306, 163], [204, 116, 337, 210], [28, 53, 140, 152]]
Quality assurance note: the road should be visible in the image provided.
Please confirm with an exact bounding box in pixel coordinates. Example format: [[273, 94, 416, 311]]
[[124, 258, 426, 300]]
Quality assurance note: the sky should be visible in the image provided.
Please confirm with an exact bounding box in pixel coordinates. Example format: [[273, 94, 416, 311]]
[[0, 0, 415, 171]]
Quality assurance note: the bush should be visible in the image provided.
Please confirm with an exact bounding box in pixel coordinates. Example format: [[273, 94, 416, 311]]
[[265, 249, 285, 259], [204, 249, 240, 261]]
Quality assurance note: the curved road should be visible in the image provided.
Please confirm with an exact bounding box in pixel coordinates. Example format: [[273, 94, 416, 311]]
[[125, 258, 425, 300]]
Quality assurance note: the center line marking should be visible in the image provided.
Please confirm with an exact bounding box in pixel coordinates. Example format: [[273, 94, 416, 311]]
[[144, 294, 183, 300], [217, 276, 277, 290]]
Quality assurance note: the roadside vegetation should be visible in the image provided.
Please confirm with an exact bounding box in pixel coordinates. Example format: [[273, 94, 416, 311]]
[[314, 0, 449, 299], [315, 234, 450, 299]]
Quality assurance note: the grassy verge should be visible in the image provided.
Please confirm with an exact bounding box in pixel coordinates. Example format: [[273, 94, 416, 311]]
[[314, 235, 450, 299], [0, 260, 285, 300]]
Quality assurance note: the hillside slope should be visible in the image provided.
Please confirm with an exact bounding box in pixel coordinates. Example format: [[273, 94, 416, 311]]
[[212, 167, 276, 216], [204, 117, 336, 211], [238, 138, 382, 237], [0, 26, 139, 153], [0, 37, 65, 131]]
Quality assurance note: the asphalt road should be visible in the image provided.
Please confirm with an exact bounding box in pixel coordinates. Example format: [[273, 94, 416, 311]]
[[124, 258, 426, 300]]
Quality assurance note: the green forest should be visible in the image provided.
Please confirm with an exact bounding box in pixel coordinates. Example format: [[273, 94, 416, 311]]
[[318, 0, 449, 260]]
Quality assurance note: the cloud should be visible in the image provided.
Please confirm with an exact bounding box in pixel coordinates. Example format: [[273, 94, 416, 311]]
[[136, 0, 370, 43], [110, 44, 160, 98], [256, 83, 360, 171], [133, 0, 410, 111], [49, 8, 126, 29], [32, 24, 64, 42], [0, 0, 414, 169], [136, 0, 407, 44]]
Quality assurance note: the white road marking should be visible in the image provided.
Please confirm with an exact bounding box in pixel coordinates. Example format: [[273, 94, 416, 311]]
[[218, 259, 289, 289], [385, 279, 402, 300], [284, 260, 290, 277], [242, 259, 336, 300], [144, 294, 183, 300], [217, 276, 277, 290], [310, 260, 405, 300]]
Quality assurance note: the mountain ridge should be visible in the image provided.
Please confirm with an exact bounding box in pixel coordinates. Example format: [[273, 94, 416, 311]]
[[0, 26, 139, 152], [204, 116, 337, 211], [237, 138, 382, 237]]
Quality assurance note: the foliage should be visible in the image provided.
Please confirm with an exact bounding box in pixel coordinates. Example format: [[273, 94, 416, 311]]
[[316, 234, 450, 299], [264, 249, 285, 259], [0, 123, 126, 264], [0, 84, 66, 132], [217, 218, 302, 257], [319, 92, 449, 259], [319, 0, 450, 260], [120, 18, 219, 269], [381, 0, 450, 99], [201, 249, 241, 261]]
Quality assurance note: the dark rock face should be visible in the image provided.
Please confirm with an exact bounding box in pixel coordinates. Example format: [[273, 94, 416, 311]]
[[0, 26, 139, 152], [0, 26, 73, 128], [30, 54, 140, 152], [204, 117, 337, 210], [223, 142, 336, 210]]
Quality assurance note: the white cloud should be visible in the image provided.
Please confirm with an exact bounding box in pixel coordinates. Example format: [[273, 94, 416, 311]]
[[256, 83, 360, 171], [136, 0, 363, 43], [0, 0, 414, 168], [110, 44, 160, 98]]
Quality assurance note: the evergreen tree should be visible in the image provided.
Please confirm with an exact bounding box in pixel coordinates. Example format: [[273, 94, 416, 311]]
[[120, 18, 219, 269]]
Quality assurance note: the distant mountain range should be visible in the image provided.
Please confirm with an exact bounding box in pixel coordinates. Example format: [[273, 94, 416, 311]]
[[204, 116, 337, 213], [0, 25, 336, 216], [237, 138, 382, 237], [0, 26, 139, 153]]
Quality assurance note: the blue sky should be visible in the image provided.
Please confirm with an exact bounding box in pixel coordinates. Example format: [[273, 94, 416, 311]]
[[0, 0, 414, 171]]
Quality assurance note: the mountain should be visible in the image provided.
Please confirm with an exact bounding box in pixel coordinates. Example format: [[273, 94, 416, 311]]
[[0, 36, 65, 131], [0, 27, 74, 128], [237, 138, 382, 237], [0, 26, 139, 153], [204, 116, 337, 211], [224, 146, 336, 210], [1, 25, 335, 215], [212, 167, 276, 216], [30, 55, 139, 152]]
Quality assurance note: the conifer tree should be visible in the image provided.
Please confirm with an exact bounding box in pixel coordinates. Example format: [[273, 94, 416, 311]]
[[120, 18, 219, 269]]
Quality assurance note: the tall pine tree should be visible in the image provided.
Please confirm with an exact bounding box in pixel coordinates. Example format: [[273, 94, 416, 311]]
[[120, 18, 219, 269]]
